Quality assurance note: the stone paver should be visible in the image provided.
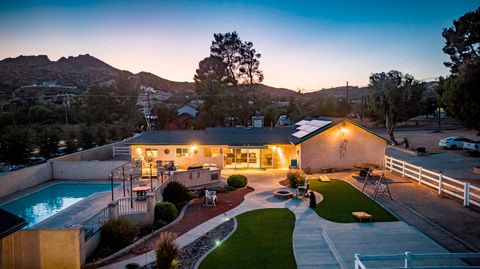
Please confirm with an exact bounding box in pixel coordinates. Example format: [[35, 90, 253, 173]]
[[101, 170, 461, 269]]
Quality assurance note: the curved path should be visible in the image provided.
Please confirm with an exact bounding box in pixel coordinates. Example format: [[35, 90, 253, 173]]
[[101, 170, 453, 269]]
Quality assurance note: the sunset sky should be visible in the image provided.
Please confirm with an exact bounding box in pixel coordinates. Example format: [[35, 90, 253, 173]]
[[0, 0, 478, 91]]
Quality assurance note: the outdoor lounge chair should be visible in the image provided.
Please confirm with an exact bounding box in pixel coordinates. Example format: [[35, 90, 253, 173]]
[[205, 190, 217, 206], [296, 179, 309, 197]]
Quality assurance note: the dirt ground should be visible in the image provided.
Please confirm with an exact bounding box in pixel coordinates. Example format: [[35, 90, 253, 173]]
[[376, 128, 480, 153]]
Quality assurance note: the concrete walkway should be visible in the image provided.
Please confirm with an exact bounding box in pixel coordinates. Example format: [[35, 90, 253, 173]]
[[101, 170, 458, 269]]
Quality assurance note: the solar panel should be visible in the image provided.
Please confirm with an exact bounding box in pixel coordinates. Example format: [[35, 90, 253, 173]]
[[308, 120, 332, 128], [292, 130, 310, 138], [297, 124, 320, 132], [295, 120, 309, 126]]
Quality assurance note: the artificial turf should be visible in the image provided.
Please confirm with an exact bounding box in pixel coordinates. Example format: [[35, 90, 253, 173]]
[[199, 208, 296, 269], [309, 179, 398, 223]]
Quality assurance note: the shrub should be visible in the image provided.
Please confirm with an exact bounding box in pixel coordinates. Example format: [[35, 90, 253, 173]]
[[227, 174, 248, 188], [162, 181, 191, 205], [156, 232, 179, 269], [155, 202, 178, 223], [100, 217, 137, 251], [287, 170, 305, 188]]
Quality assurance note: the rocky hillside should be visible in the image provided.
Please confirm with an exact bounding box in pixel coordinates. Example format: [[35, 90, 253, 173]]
[[0, 54, 121, 90], [0, 54, 438, 102]]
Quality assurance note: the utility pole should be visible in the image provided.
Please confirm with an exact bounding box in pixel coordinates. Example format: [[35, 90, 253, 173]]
[[146, 90, 151, 131], [346, 81, 349, 104], [64, 93, 69, 124]]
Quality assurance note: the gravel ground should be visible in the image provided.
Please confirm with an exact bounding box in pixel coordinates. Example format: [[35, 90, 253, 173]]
[[140, 218, 235, 269]]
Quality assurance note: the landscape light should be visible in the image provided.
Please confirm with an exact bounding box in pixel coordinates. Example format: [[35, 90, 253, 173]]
[[215, 240, 221, 246]]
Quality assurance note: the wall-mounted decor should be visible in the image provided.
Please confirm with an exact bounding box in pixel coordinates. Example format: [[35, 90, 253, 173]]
[[164, 149, 170, 154]]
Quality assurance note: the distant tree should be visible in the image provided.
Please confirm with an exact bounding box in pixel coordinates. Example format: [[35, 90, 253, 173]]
[[442, 6, 480, 74], [420, 96, 438, 118], [367, 70, 425, 143], [79, 125, 95, 149], [194, 56, 230, 126], [154, 103, 177, 130], [440, 63, 480, 132], [210, 32, 243, 85], [37, 126, 61, 158], [440, 7, 480, 132], [239, 41, 264, 85], [28, 105, 53, 123], [285, 96, 303, 122], [0, 126, 34, 164]]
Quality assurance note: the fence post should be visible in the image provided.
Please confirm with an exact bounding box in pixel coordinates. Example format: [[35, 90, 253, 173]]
[[418, 167, 422, 185], [439, 173, 443, 195], [354, 254, 360, 269], [402, 161, 406, 178], [405, 251, 411, 269], [464, 182, 470, 207], [108, 201, 119, 219]]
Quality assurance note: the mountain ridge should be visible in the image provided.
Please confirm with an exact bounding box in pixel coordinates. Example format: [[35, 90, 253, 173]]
[[0, 54, 368, 100]]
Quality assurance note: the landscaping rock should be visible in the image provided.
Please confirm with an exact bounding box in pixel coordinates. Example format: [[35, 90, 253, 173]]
[[140, 218, 235, 269]]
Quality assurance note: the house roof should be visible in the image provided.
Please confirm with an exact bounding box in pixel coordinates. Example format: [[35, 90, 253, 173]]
[[126, 118, 390, 146], [126, 126, 296, 146], [0, 208, 27, 239]]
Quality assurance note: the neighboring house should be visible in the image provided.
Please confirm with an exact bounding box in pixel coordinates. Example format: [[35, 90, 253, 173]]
[[165, 103, 199, 130], [126, 117, 391, 176]]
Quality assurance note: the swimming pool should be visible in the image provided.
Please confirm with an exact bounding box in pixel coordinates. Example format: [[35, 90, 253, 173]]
[[1, 183, 119, 228]]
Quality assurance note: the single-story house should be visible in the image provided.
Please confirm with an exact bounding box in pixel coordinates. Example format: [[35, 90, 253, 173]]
[[126, 118, 391, 176]]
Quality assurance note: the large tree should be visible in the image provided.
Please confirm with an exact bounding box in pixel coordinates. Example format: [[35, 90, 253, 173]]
[[239, 41, 264, 85], [440, 6, 480, 132], [442, 6, 480, 74], [210, 32, 243, 85], [210, 31, 264, 86], [194, 56, 230, 126], [441, 63, 480, 132], [367, 70, 425, 143]]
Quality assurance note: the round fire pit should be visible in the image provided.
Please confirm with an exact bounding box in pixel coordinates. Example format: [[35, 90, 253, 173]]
[[274, 190, 294, 199]]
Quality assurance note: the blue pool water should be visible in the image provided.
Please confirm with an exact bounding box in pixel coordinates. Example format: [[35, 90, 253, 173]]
[[1, 183, 119, 228]]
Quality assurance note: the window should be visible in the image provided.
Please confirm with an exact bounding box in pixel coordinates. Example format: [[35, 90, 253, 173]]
[[146, 148, 158, 158], [204, 147, 211, 157], [204, 147, 220, 157], [211, 148, 220, 157], [176, 148, 189, 157]]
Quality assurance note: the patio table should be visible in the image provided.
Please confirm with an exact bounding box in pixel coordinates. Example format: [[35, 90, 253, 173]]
[[132, 186, 150, 200]]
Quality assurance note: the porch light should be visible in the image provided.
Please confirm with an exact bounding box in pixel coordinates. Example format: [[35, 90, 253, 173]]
[[340, 127, 348, 134], [190, 145, 198, 154]]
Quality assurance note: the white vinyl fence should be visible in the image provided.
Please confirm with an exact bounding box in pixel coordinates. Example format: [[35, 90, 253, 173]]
[[385, 155, 480, 208], [355, 252, 480, 269]]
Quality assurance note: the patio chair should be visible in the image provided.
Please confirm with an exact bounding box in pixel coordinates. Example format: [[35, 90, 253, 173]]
[[205, 190, 217, 206], [296, 179, 309, 198]]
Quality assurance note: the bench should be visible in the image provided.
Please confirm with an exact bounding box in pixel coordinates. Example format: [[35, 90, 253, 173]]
[[352, 211, 372, 222]]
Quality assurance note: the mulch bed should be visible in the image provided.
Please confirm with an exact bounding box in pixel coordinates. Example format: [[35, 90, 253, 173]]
[[130, 186, 253, 255]]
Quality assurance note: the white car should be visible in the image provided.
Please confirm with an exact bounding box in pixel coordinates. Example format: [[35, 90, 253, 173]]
[[439, 136, 473, 149]]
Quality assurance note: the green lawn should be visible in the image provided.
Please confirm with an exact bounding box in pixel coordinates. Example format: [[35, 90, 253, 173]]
[[199, 208, 296, 269], [309, 179, 397, 223]]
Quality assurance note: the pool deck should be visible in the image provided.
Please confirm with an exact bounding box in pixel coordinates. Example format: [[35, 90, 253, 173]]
[[0, 179, 128, 230]]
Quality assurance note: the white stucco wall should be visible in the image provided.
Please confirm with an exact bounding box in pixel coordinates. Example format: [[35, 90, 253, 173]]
[[0, 162, 52, 198], [52, 161, 128, 180], [131, 145, 227, 169], [299, 121, 387, 172]]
